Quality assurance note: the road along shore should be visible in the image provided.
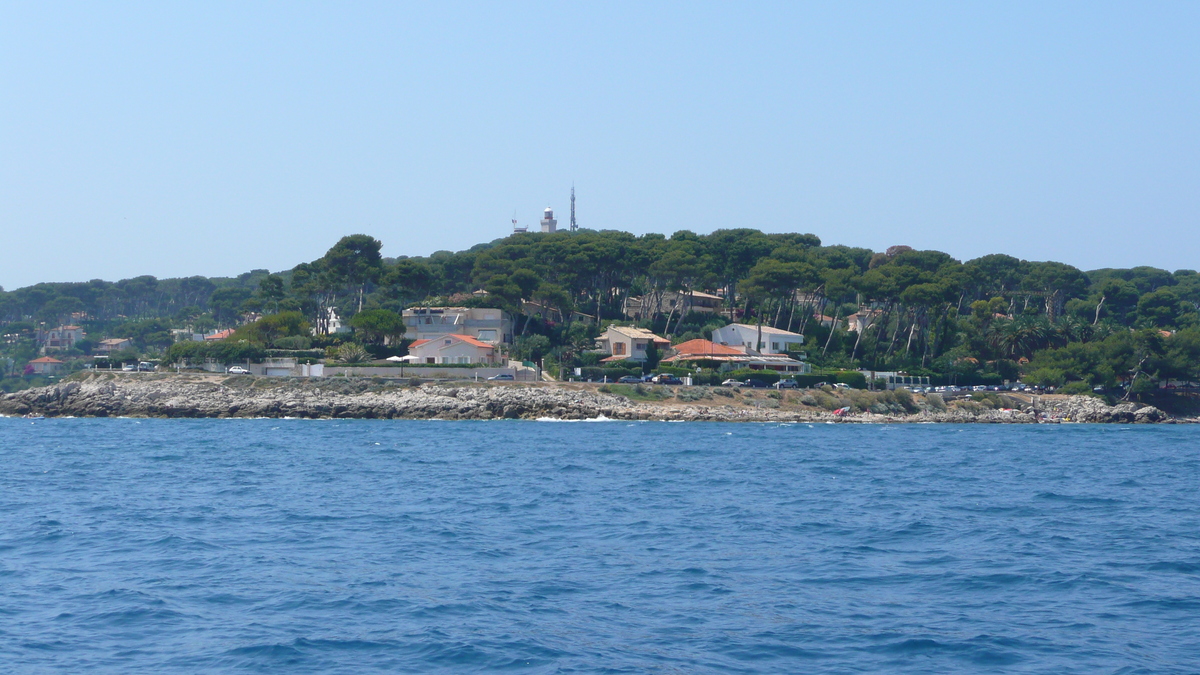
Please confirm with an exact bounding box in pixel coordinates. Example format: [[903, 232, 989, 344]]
[[0, 373, 1184, 424]]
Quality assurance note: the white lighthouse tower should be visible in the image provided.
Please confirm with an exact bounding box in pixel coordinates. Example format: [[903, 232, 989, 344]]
[[540, 207, 557, 233]]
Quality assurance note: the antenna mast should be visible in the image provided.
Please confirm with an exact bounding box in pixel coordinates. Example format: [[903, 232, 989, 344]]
[[570, 184, 577, 231], [512, 209, 526, 233]]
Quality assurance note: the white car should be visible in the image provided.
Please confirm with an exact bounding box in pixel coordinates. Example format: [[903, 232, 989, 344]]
[[720, 379, 744, 387], [227, 366, 251, 375]]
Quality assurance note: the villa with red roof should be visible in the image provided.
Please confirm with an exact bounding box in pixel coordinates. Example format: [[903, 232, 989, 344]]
[[662, 338, 810, 373], [28, 356, 65, 375], [406, 334, 499, 365]]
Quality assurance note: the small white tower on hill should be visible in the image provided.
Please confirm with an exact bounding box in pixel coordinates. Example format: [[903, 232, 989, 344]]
[[540, 207, 557, 233]]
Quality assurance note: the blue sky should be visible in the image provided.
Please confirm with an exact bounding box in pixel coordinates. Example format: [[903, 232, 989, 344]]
[[2, 2, 1197, 289]]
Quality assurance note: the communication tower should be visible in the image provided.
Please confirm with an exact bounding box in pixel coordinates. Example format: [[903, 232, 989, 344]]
[[570, 185, 577, 231], [512, 210, 526, 233]]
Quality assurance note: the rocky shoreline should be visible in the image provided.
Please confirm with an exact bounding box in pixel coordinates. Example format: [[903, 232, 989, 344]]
[[0, 373, 1187, 424]]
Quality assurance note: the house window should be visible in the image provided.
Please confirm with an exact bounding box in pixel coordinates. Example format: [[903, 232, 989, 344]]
[[458, 356, 470, 364], [613, 342, 626, 355], [444, 339, 452, 345], [477, 330, 497, 341], [426, 357, 436, 364], [425, 318, 432, 324], [772, 342, 779, 351], [634, 342, 645, 351]]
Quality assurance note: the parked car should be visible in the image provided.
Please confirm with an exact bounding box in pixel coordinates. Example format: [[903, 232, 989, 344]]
[[617, 375, 642, 384], [227, 366, 251, 375], [121, 364, 136, 372], [138, 362, 155, 372], [721, 379, 744, 387], [774, 379, 800, 389], [651, 374, 682, 385], [487, 373, 514, 381], [743, 378, 769, 388], [831, 382, 850, 390]]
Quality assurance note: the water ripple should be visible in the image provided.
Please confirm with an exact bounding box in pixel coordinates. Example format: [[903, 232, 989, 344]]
[[1, 419, 1198, 673]]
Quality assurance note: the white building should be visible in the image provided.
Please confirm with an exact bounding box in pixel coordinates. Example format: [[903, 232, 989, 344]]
[[540, 207, 557, 233], [407, 334, 499, 365], [402, 307, 514, 344], [311, 307, 353, 336], [711, 323, 804, 355]]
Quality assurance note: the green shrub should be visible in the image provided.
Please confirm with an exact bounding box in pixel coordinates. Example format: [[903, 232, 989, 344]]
[[891, 388, 918, 413], [723, 369, 781, 385], [675, 387, 711, 402], [337, 343, 371, 364], [834, 371, 868, 389], [814, 392, 839, 410], [580, 366, 639, 381], [272, 335, 312, 350]]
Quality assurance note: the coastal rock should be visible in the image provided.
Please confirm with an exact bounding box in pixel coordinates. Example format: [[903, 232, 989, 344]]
[[1034, 396, 1167, 423], [0, 374, 1177, 424]]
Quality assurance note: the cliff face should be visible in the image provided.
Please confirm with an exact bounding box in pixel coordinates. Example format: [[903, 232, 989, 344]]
[[0, 374, 1175, 424]]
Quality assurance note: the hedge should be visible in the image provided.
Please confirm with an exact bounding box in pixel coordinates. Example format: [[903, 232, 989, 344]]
[[579, 366, 639, 380]]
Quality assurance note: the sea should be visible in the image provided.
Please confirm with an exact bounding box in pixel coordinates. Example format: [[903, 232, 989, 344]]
[[1, 418, 1197, 674]]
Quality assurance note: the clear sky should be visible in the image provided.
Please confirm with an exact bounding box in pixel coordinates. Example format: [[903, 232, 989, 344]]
[[2, 2, 1198, 289]]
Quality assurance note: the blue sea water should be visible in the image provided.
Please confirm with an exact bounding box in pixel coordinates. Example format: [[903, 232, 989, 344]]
[[1, 419, 1198, 674]]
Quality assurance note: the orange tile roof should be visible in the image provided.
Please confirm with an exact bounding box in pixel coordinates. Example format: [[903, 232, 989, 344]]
[[671, 339, 744, 356], [453, 335, 494, 349], [409, 335, 494, 350], [30, 357, 64, 363]]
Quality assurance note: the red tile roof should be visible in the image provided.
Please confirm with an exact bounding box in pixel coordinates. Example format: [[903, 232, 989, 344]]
[[30, 357, 64, 364], [671, 339, 744, 356], [409, 335, 494, 350], [451, 335, 494, 349]]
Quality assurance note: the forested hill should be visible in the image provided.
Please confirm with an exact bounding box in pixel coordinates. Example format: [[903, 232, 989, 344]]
[[3, 229, 1200, 392]]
